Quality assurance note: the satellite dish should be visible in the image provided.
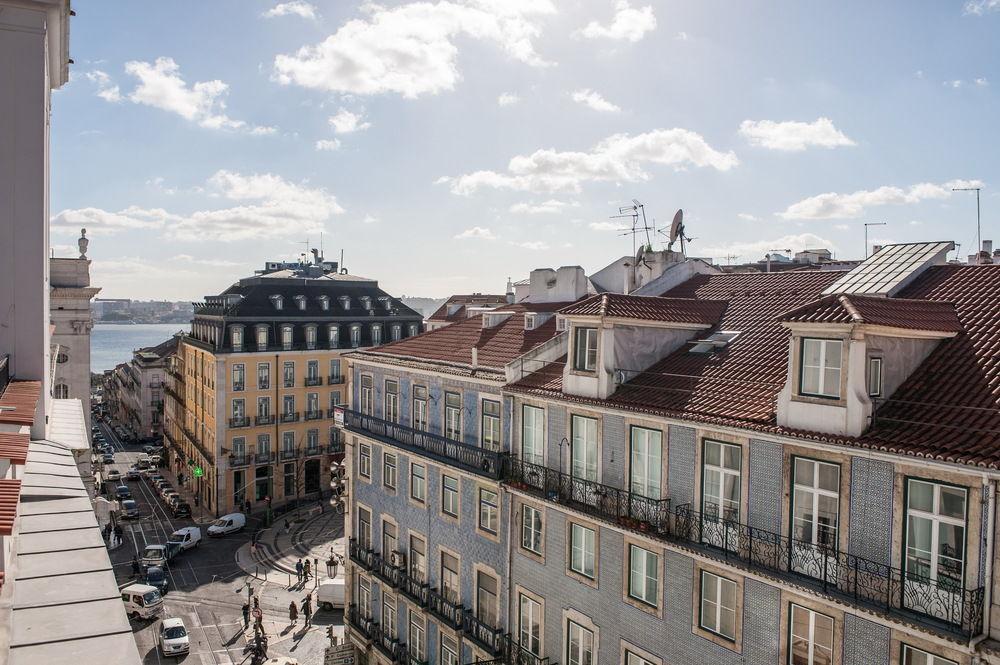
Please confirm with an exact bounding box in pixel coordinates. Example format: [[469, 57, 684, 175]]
[[667, 209, 684, 251]]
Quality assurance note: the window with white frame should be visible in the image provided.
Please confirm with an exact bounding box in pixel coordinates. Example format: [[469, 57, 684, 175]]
[[384, 379, 399, 422], [282, 431, 295, 456], [409, 323, 419, 336], [305, 325, 317, 349], [479, 488, 498, 534], [318, 295, 329, 311], [440, 636, 459, 665], [408, 615, 425, 661], [231, 326, 243, 351], [257, 363, 270, 390], [359, 443, 371, 479], [441, 551, 460, 603], [625, 652, 656, 665], [570, 523, 595, 578], [901, 645, 958, 665], [571, 415, 598, 481], [521, 504, 542, 554], [232, 437, 246, 458], [519, 593, 541, 656], [282, 394, 295, 417], [328, 324, 339, 348], [702, 440, 742, 522], [410, 463, 426, 503], [257, 396, 270, 418], [628, 544, 659, 607], [383, 453, 397, 490], [283, 361, 295, 388], [789, 604, 834, 665], [792, 458, 840, 548], [868, 356, 883, 397], [699, 571, 737, 640], [329, 358, 341, 381], [281, 325, 293, 350], [630, 426, 662, 499], [445, 392, 462, 440], [905, 479, 966, 589], [371, 324, 382, 346], [412, 385, 428, 430], [232, 398, 246, 419], [360, 375, 373, 415], [799, 338, 843, 399], [482, 399, 501, 450], [522, 405, 544, 465], [442, 475, 459, 517], [476, 571, 498, 626], [392, 324, 402, 341], [350, 324, 361, 348], [572, 327, 598, 372], [566, 620, 594, 665], [295, 294, 306, 310], [256, 326, 268, 351], [382, 595, 396, 638], [357, 575, 372, 617]]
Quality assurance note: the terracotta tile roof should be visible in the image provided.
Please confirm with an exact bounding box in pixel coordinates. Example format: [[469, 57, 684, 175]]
[[428, 294, 507, 322], [366, 303, 572, 369], [780, 294, 963, 333], [0, 432, 30, 465], [0, 381, 41, 426], [560, 293, 727, 325], [0, 478, 22, 535]]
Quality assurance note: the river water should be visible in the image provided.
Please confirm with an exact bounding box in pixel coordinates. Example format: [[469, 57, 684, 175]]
[[91, 323, 186, 373]]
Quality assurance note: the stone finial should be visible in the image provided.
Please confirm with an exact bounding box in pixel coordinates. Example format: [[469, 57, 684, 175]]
[[78, 228, 89, 259]]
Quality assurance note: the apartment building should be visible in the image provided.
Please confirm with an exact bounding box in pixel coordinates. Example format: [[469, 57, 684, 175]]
[[164, 254, 423, 516], [103, 337, 175, 441], [340, 242, 1000, 665]]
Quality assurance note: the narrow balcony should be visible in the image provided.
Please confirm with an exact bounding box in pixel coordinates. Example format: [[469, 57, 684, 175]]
[[464, 637, 553, 665], [228, 454, 250, 468], [428, 587, 463, 629], [342, 409, 507, 479], [347, 603, 378, 643], [304, 446, 322, 457], [304, 409, 324, 421], [461, 608, 504, 656], [280, 449, 298, 461], [228, 416, 250, 428], [506, 458, 985, 639], [255, 414, 275, 426], [280, 412, 300, 423], [328, 375, 346, 385], [373, 625, 406, 663], [254, 452, 275, 464], [329, 440, 345, 455], [304, 376, 323, 387]]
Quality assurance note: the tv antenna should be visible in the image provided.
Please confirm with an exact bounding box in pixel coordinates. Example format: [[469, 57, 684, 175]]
[[610, 200, 653, 256], [661, 209, 692, 256]]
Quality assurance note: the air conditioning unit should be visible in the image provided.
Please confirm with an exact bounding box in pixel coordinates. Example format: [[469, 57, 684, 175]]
[[390, 550, 407, 568]]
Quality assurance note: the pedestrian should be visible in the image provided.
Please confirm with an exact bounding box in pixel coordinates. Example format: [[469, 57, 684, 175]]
[[303, 559, 311, 581], [253, 596, 260, 610], [131, 556, 140, 577], [295, 559, 303, 583], [284, 518, 290, 534], [318, 498, 324, 514], [301, 595, 312, 626], [241, 602, 250, 628], [313, 558, 319, 578], [288, 601, 298, 624]]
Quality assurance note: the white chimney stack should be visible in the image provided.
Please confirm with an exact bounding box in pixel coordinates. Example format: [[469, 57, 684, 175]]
[[983, 239, 993, 255]]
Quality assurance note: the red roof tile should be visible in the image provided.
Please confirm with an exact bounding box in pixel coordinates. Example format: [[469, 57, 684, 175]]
[[0, 432, 29, 465], [428, 294, 508, 322], [780, 294, 963, 333], [0, 381, 41, 426], [0, 478, 22, 536], [559, 293, 728, 326]]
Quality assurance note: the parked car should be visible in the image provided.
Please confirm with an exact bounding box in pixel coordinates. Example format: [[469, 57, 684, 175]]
[[150, 454, 162, 465], [207, 513, 246, 536], [169, 527, 201, 550], [158, 617, 190, 657], [101, 453, 115, 465], [115, 484, 132, 500], [162, 490, 180, 505], [105, 469, 122, 482], [136, 458, 152, 470], [121, 498, 140, 519], [121, 583, 163, 620], [144, 565, 169, 595], [167, 495, 183, 510], [126, 466, 142, 481], [317, 578, 345, 611], [172, 502, 192, 518]]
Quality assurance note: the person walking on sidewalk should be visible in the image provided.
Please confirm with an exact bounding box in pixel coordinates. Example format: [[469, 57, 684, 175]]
[[313, 558, 319, 581], [301, 595, 312, 626], [242, 602, 250, 629], [288, 601, 298, 625], [295, 559, 303, 583], [131, 556, 140, 578], [303, 559, 311, 581]]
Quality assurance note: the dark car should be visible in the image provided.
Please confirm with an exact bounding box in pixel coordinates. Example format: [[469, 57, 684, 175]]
[[144, 566, 169, 595], [172, 502, 192, 518], [115, 484, 132, 500], [101, 453, 115, 465]]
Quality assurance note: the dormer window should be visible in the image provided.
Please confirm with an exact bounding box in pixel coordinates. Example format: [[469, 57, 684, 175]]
[[230, 325, 243, 351], [318, 295, 330, 311], [270, 295, 283, 310], [379, 296, 392, 310], [573, 327, 598, 372], [256, 325, 268, 351], [328, 324, 339, 348], [350, 324, 361, 348], [799, 338, 842, 399], [295, 295, 307, 311], [867, 357, 883, 398], [339, 295, 351, 310], [524, 314, 536, 330], [360, 296, 372, 310], [391, 324, 402, 341], [408, 323, 418, 337], [371, 324, 382, 346], [281, 325, 294, 351], [305, 324, 317, 350]]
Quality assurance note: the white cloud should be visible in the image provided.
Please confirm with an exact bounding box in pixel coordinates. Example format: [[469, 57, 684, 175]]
[[124, 57, 274, 134], [91, 255, 247, 300], [779, 179, 984, 220], [329, 108, 371, 134], [513, 240, 549, 250], [315, 139, 342, 151], [273, 1, 556, 98], [975, 77, 990, 87], [51, 170, 343, 241], [736, 213, 759, 222], [170, 254, 242, 268], [589, 221, 623, 231], [146, 176, 177, 195], [699, 233, 838, 261], [578, 0, 656, 42], [945, 79, 963, 88], [454, 226, 498, 240], [439, 128, 737, 195], [675, 31, 690, 40], [363, 214, 379, 224], [833, 224, 850, 231], [738, 117, 855, 151], [262, 1, 317, 20], [571, 88, 621, 113], [509, 199, 579, 214], [498, 92, 520, 106], [84, 70, 122, 102], [964, 0, 1000, 14]]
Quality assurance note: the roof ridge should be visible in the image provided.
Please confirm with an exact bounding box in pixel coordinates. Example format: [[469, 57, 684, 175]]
[[837, 295, 865, 323]]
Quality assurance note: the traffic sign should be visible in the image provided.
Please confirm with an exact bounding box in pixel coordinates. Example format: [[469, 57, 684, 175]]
[[325, 644, 355, 665], [193, 466, 204, 478]]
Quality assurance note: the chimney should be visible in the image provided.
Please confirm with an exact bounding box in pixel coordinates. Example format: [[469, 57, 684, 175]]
[[505, 278, 514, 304], [983, 240, 993, 255], [968, 254, 978, 265], [471, 347, 478, 370], [871, 245, 882, 255]]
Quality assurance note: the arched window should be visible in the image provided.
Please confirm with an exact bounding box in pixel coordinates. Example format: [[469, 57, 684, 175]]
[[281, 325, 294, 351], [54, 383, 69, 399], [270, 295, 284, 310], [391, 325, 402, 342], [56, 351, 69, 364], [371, 324, 382, 346], [350, 325, 361, 348], [328, 325, 339, 348], [256, 326, 268, 351], [305, 325, 318, 350]]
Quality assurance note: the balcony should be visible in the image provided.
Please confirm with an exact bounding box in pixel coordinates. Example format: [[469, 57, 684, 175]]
[[280, 448, 298, 461], [304, 409, 323, 421], [232, 382, 245, 392], [180, 424, 215, 465], [255, 414, 275, 426], [228, 416, 251, 428], [280, 412, 300, 423], [347, 603, 378, 642], [343, 409, 507, 479], [328, 375, 345, 385], [506, 458, 985, 639], [254, 452, 275, 464], [229, 454, 250, 468], [304, 446, 323, 457], [428, 587, 463, 629], [328, 440, 345, 455], [305, 376, 323, 387], [461, 609, 504, 655], [465, 636, 553, 665]]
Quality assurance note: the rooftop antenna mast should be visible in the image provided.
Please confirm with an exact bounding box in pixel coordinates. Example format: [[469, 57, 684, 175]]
[[610, 200, 652, 256], [952, 186, 982, 263]]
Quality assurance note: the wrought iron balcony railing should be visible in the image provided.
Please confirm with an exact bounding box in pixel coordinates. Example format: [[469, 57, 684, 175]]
[[347, 603, 377, 642], [305, 376, 323, 387], [304, 446, 322, 457], [328, 375, 346, 385], [229, 416, 250, 428], [329, 440, 345, 455], [255, 414, 275, 426], [305, 409, 324, 420], [465, 636, 553, 665], [506, 457, 985, 639], [461, 608, 504, 655], [427, 586, 463, 629], [280, 412, 300, 423], [254, 452, 275, 464], [228, 454, 250, 468], [343, 409, 507, 479], [280, 449, 298, 461]]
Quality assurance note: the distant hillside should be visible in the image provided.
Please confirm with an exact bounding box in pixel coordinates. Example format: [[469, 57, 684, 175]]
[[401, 297, 447, 319]]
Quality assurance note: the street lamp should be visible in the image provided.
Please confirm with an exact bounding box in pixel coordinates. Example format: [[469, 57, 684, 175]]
[[952, 186, 982, 263], [864, 222, 886, 258]]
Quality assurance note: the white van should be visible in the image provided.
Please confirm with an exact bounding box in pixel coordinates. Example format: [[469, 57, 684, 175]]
[[170, 526, 202, 550], [207, 512, 246, 536], [121, 583, 163, 619], [317, 578, 345, 611]]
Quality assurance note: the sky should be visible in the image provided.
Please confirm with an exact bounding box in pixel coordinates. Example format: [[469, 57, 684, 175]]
[[51, 0, 1000, 300]]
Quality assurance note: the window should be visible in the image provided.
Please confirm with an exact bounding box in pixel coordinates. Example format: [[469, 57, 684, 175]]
[[410, 463, 426, 502], [281, 325, 293, 351], [257, 363, 270, 390], [307, 392, 319, 415], [384, 379, 399, 422], [792, 458, 840, 550], [357, 506, 371, 549], [232, 364, 245, 391], [232, 399, 246, 419], [573, 327, 598, 372], [521, 405, 544, 465], [409, 535, 426, 582], [906, 479, 966, 589], [281, 432, 295, 457], [570, 523, 595, 578], [521, 504, 542, 554], [329, 392, 341, 409], [371, 324, 382, 346], [412, 385, 428, 430], [476, 571, 498, 627], [257, 434, 271, 456], [305, 325, 317, 349], [382, 521, 397, 557], [799, 338, 843, 399], [700, 571, 737, 640], [789, 604, 834, 665], [329, 359, 341, 381], [231, 326, 243, 350], [481, 399, 501, 450], [628, 544, 659, 606], [703, 440, 742, 522], [359, 443, 371, 479], [257, 396, 270, 418], [339, 295, 351, 311], [519, 594, 541, 656], [571, 415, 598, 481], [283, 361, 295, 388], [440, 636, 459, 665], [328, 325, 339, 348], [391, 324, 402, 341], [232, 437, 246, 458], [445, 392, 462, 440], [901, 645, 958, 665], [625, 653, 655, 665], [868, 356, 883, 397], [408, 616, 425, 661], [350, 325, 361, 347], [360, 375, 373, 415], [271, 295, 283, 310], [630, 427, 662, 499], [442, 475, 459, 517], [307, 429, 318, 449], [307, 360, 319, 381], [566, 620, 594, 665], [318, 295, 329, 311], [295, 294, 306, 311], [479, 488, 498, 534], [282, 395, 295, 416], [256, 326, 268, 351], [440, 551, 460, 602], [409, 323, 419, 336], [358, 575, 372, 617], [283, 462, 295, 496], [383, 453, 397, 490], [382, 596, 396, 638]]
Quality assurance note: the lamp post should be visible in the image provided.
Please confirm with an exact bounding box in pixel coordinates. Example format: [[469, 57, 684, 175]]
[[864, 222, 886, 258], [952, 186, 982, 263]]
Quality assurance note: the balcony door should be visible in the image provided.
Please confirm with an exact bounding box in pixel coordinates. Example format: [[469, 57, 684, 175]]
[[570, 415, 598, 507], [904, 479, 967, 623], [790, 458, 840, 582], [701, 440, 741, 551]]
